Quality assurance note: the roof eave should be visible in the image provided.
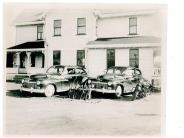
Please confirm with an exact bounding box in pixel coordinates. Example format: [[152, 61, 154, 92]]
[[87, 43, 161, 49], [96, 10, 157, 19], [15, 21, 45, 26], [6, 48, 45, 52]]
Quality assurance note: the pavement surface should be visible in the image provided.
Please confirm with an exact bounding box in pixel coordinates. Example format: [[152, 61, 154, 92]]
[[4, 82, 162, 137]]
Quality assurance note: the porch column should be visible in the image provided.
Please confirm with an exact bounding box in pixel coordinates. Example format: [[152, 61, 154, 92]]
[[26, 52, 31, 69], [42, 50, 46, 68], [15, 52, 20, 67]]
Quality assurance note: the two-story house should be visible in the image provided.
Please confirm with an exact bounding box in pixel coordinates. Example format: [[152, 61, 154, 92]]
[[86, 10, 161, 82], [6, 9, 96, 75], [6, 9, 161, 84]]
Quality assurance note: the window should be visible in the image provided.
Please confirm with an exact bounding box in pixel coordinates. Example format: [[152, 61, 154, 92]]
[[75, 68, 86, 74], [129, 17, 137, 35], [67, 68, 75, 74], [107, 68, 114, 74], [123, 69, 134, 76], [47, 66, 64, 74], [129, 49, 139, 68], [77, 50, 85, 67], [107, 49, 115, 68], [114, 69, 121, 74], [77, 18, 86, 35], [37, 25, 43, 40], [53, 51, 61, 65], [54, 20, 61, 36]]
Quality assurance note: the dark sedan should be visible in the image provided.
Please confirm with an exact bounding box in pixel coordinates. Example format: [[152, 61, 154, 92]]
[[20, 65, 87, 97], [86, 66, 152, 100]]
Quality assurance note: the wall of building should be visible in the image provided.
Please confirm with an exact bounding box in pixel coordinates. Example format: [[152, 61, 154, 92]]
[[87, 48, 106, 77], [16, 25, 38, 45], [115, 49, 129, 66], [44, 10, 97, 67], [87, 47, 154, 81], [139, 48, 154, 81], [97, 11, 161, 38]]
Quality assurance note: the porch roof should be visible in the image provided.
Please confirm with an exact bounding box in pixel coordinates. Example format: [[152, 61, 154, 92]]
[[7, 41, 45, 50], [87, 36, 161, 45]]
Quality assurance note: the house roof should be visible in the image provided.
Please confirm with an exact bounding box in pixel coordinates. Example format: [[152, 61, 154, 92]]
[[7, 41, 45, 50], [87, 36, 161, 45], [14, 10, 47, 25]]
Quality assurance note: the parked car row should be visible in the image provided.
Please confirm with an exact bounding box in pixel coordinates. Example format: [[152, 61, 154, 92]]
[[20, 65, 153, 100]]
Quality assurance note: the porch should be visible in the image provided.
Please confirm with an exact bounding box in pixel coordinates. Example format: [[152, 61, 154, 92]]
[[6, 41, 47, 78]]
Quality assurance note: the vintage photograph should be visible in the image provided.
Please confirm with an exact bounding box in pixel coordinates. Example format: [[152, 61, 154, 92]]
[[4, 3, 166, 137]]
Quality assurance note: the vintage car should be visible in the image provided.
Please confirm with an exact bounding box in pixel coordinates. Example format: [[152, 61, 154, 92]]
[[20, 65, 87, 97], [86, 66, 152, 100]]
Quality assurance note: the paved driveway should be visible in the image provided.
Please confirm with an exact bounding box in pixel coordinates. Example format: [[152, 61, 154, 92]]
[[5, 82, 162, 136]]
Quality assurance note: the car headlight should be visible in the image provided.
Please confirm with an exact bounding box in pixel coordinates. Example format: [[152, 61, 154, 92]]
[[36, 81, 41, 85], [88, 80, 91, 84], [21, 79, 24, 84], [108, 82, 112, 86]]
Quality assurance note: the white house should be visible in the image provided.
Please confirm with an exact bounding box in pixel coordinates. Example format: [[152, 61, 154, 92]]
[[6, 9, 161, 84]]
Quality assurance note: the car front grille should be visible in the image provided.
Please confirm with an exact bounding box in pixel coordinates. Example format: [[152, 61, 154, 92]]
[[91, 81, 108, 89], [23, 82, 37, 89]]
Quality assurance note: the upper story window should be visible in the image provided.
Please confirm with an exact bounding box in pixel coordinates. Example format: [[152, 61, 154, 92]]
[[54, 20, 61, 36], [129, 17, 137, 35], [77, 18, 86, 35], [37, 25, 43, 40]]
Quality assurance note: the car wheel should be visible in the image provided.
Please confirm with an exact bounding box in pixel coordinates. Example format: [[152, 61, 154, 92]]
[[44, 85, 55, 97], [114, 85, 122, 98]]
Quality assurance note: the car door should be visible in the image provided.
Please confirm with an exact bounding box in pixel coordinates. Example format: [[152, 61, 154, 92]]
[[55, 67, 76, 92], [74, 68, 87, 83], [122, 69, 138, 93]]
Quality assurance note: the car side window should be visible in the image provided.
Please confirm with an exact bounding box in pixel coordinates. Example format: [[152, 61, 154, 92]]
[[67, 68, 75, 74], [114, 69, 121, 74], [107, 68, 113, 74], [123, 69, 134, 76], [135, 69, 141, 75], [75, 68, 86, 74]]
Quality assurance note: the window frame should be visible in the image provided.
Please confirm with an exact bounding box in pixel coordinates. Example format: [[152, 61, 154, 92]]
[[77, 18, 86, 35], [129, 17, 137, 35], [53, 50, 61, 65], [129, 48, 139, 68], [107, 49, 115, 69], [37, 25, 43, 40], [53, 20, 61, 36], [77, 50, 85, 67]]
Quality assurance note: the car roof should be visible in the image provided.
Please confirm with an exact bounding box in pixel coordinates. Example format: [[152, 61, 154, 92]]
[[53, 65, 84, 69], [109, 66, 138, 70]]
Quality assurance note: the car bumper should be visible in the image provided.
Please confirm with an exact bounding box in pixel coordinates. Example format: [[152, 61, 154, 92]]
[[20, 86, 45, 93]]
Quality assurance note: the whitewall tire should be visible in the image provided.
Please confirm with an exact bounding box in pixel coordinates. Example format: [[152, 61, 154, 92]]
[[114, 85, 122, 98], [44, 85, 55, 97]]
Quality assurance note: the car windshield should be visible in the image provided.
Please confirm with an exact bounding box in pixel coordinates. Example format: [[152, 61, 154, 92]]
[[46, 66, 64, 74]]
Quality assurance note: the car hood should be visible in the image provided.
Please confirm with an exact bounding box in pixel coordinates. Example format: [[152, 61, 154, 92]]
[[29, 73, 48, 81], [97, 75, 115, 82]]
